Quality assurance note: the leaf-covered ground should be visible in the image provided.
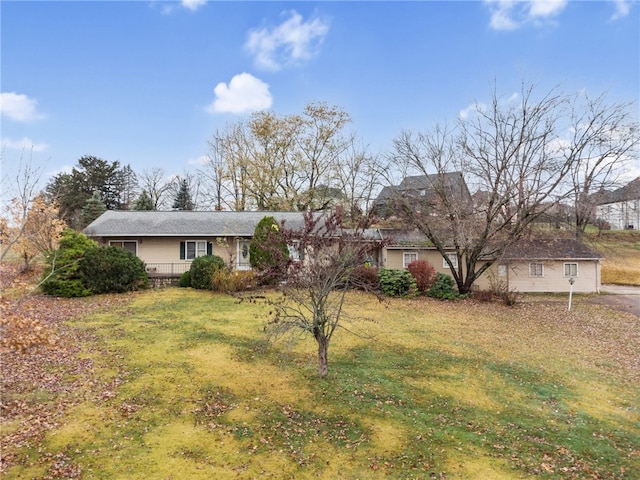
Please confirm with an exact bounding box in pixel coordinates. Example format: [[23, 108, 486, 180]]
[[1, 263, 639, 479], [0, 264, 132, 477]]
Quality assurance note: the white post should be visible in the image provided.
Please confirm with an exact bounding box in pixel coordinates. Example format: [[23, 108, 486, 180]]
[[568, 277, 575, 311]]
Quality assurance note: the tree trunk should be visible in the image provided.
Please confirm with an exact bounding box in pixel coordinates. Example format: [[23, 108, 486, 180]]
[[316, 337, 329, 378]]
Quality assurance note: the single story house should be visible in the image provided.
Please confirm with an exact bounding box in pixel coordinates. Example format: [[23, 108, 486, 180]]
[[495, 238, 602, 294], [84, 210, 309, 277], [84, 211, 602, 293], [377, 229, 602, 294]]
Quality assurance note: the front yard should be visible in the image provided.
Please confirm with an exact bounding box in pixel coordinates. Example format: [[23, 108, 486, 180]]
[[1, 266, 639, 479]]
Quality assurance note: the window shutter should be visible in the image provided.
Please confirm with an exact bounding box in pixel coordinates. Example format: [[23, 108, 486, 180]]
[[207, 242, 213, 256], [180, 241, 186, 260]]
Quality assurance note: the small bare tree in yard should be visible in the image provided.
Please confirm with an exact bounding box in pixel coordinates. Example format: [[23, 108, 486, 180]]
[[262, 210, 381, 378]]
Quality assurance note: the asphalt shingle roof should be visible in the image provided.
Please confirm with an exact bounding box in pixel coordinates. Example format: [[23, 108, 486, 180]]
[[501, 238, 602, 260], [84, 211, 308, 237]]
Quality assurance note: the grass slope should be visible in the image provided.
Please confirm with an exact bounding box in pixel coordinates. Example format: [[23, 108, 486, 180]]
[[5, 288, 639, 479]]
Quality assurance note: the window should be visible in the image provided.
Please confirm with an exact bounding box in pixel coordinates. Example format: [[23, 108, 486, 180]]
[[443, 253, 458, 269], [529, 263, 544, 277], [181, 240, 208, 260], [564, 263, 578, 277], [497, 264, 507, 276], [403, 252, 418, 268], [109, 240, 137, 255], [288, 242, 304, 262]]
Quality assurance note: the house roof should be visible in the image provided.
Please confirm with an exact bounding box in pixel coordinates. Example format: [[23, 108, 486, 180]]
[[501, 238, 602, 260], [374, 171, 470, 207], [595, 177, 640, 206], [84, 210, 308, 237], [378, 228, 433, 247]]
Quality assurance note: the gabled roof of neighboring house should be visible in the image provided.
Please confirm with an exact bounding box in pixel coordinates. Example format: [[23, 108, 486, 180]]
[[373, 171, 470, 207], [595, 177, 640, 206], [501, 238, 602, 260], [84, 210, 308, 237]]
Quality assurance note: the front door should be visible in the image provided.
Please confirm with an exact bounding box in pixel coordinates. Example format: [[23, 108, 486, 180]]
[[237, 239, 251, 270]]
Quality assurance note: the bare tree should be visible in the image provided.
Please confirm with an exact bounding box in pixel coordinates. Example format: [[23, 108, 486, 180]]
[[138, 167, 172, 210], [333, 139, 384, 226], [0, 149, 47, 263], [262, 210, 382, 377], [563, 92, 639, 237], [390, 83, 575, 294]]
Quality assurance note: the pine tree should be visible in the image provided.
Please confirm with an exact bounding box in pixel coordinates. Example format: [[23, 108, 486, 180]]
[[134, 190, 154, 210], [172, 179, 194, 211], [81, 190, 107, 227]]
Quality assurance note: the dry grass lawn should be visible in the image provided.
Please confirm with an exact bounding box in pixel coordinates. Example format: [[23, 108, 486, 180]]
[[2, 277, 639, 479]]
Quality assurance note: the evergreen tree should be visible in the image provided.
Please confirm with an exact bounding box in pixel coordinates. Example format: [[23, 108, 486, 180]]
[[249, 216, 289, 283], [81, 190, 107, 227], [172, 179, 194, 211], [134, 190, 154, 210]]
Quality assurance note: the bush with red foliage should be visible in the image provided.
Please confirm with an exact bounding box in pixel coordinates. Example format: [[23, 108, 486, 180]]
[[407, 259, 437, 294]]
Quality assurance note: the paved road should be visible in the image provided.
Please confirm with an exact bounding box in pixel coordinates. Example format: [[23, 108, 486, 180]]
[[584, 284, 640, 317]]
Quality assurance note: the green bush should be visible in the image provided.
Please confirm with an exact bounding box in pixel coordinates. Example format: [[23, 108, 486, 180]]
[[40, 278, 92, 298], [426, 273, 460, 300], [40, 228, 97, 297], [178, 270, 191, 288], [78, 246, 149, 294], [378, 268, 417, 297], [189, 255, 226, 290], [249, 216, 289, 284]]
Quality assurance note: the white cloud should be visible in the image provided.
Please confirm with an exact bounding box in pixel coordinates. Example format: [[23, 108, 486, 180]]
[[0, 92, 45, 122], [484, 0, 567, 31], [207, 73, 273, 115], [528, 0, 567, 18], [459, 102, 488, 120], [1, 136, 48, 152], [187, 155, 208, 166], [245, 10, 329, 71], [181, 0, 206, 12], [611, 0, 632, 20]]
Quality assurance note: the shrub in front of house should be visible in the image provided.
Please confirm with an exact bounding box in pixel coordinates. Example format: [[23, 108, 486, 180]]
[[79, 246, 149, 294], [426, 273, 461, 300], [349, 265, 380, 292], [378, 268, 417, 297], [211, 269, 256, 293], [406, 259, 437, 294], [178, 270, 191, 288], [250, 216, 290, 285], [189, 255, 226, 290], [40, 228, 97, 297]]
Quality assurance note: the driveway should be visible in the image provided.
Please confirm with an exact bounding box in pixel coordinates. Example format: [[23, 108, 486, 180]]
[[584, 284, 640, 317]]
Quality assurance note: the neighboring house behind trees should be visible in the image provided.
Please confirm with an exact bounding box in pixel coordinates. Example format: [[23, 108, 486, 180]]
[[594, 177, 640, 230]]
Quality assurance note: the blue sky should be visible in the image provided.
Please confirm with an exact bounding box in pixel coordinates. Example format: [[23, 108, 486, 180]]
[[1, 0, 638, 193]]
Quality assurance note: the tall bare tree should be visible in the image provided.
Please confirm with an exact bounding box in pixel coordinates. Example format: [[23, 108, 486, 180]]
[[390, 83, 575, 294], [204, 102, 373, 214], [563, 92, 639, 237], [138, 167, 172, 210]]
